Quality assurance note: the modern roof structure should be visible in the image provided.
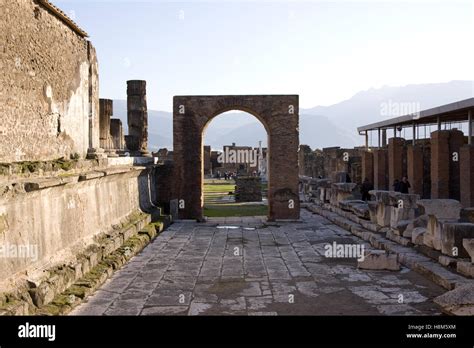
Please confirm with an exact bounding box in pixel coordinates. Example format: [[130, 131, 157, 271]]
[[38, 0, 89, 38], [357, 97, 474, 134]]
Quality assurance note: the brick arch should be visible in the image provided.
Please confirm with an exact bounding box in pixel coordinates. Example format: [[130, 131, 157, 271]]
[[173, 95, 299, 221]]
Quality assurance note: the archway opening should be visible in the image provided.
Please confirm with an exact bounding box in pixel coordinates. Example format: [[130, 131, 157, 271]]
[[202, 110, 269, 218]]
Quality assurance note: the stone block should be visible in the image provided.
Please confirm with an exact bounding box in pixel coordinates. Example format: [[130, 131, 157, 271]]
[[235, 177, 262, 202], [462, 238, 474, 263], [412, 227, 426, 245], [357, 250, 400, 271], [440, 222, 474, 258], [456, 261, 474, 278], [434, 283, 474, 315], [438, 255, 457, 268], [417, 199, 462, 220], [425, 215, 456, 251], [393, 220, 411, 236], [329, 183, 359, 206]]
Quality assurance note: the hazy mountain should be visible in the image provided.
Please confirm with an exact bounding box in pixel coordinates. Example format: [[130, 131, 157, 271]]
[[112, 100, 173, 151], [112, 80, 474, 151], [302, 80, 474, 137]]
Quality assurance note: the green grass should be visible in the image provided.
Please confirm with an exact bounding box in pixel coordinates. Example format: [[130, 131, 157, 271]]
[[204, 183, 236, 193], [203, 203, 267, 217], [203, 179, 267, 217]]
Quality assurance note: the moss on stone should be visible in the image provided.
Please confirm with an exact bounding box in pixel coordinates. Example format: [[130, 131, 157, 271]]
[[65, 285, 88, 299], [20, 161, 41, 173]]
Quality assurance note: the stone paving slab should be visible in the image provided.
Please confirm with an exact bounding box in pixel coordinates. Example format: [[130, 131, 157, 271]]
[[70, 210, 444, 316]]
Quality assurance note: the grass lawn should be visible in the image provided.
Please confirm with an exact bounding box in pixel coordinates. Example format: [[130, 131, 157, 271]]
[[203, 178, 267, 217], [203, 203, 267, 217]]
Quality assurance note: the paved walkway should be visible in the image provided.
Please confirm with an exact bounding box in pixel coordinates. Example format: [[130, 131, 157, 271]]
[[71, 210, 444, 315]]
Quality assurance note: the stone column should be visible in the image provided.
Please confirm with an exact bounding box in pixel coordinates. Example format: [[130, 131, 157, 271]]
[[388, 137, 406, 187], [99, 99, 112, 150], [361, 151, 374, 183], [127, 80, 150, 156], [407, 144, 423, 195], [373, 148, 388, 190], [460, 145, 474, 207], [110, 119, 124, 151], [431, 130, 450, 198]]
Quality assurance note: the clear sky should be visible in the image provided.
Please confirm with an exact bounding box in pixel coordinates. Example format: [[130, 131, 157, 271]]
[[56, 0, 474, 111]]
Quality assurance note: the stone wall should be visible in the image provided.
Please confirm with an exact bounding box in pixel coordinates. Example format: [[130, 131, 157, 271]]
[[298, 146, 363, 184], [0, 166, 159, 284], [0, 0, 99, 163]]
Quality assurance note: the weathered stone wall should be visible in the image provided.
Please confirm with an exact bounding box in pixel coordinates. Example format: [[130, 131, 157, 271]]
[[0, 166, 158, 284], [0, 0, 99, 163], [298, 146, 324, 178]]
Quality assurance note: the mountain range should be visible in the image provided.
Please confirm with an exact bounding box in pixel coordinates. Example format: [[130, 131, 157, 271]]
[[111, 80, 473, 151]]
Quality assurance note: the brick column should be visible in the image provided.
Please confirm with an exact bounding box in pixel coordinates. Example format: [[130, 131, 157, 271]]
[[127, 80, 150, 156], [460, 145, 474, 207], [431, 130, 450, 198], [99, 99, 112, 150], [361, 151, 374, 183], [388, 137, 406, 187], [407, 144, 423, 195], [373, 148, 388, 190], [448, 129, 466, 201]]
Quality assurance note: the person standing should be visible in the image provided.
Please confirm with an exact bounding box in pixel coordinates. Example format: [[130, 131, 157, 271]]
[[399, 176, 411, 194], [392, 179, 401, 192], [361, 178, 373, 201]]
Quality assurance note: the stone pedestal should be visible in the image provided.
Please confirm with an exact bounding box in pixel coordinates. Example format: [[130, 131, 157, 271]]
[[407, 144, 423, 195], [460, 145, 474, 207], [127, 80, 150, 156], [373, 148, 388, 190], [235, 177, 262, 202], [388, 137, 406, 187]]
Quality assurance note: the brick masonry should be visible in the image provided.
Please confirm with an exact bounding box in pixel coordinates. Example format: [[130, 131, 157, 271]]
[[407, 144, 424, 196], [448, 129, 466, 201], [361, 151, 374, 183], [431, 130, 466, 200], [460, 145, 474, 207], [388, 137, 406, 187], [431, 130, 450, 198], [373, 148, 388, 190], [173, 95, 300, 221]]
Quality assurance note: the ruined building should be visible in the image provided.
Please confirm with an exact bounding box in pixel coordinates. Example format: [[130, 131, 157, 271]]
[[0, 0, 166, 314]]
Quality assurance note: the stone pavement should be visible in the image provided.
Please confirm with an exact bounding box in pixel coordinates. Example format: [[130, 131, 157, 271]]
[[70, 210, 444, 315]]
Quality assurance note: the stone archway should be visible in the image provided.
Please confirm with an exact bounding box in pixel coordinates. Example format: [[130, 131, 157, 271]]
[[173, 95, 299, 221]]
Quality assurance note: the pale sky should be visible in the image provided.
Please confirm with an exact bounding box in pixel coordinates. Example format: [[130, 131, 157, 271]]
[[56, 0, 474, 111]]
